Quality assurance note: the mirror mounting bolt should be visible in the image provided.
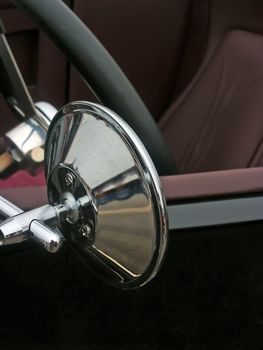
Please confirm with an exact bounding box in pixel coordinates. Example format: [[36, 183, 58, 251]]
[[80, 224, 92, 238], [65, 172, 75, 188]]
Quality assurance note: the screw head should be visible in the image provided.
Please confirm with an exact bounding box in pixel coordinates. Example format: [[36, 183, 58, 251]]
[[65, 172, 74, 188], [80, 224, 92, 239]]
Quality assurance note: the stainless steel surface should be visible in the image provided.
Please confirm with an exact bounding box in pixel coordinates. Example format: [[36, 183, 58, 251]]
[[45, 101, 168, 289], [168, 196, 263, 230], [0, 195, 23, 218], [0, 204, 59, 246], [30, 220, 63, 253], [4, 102, 57, 172], [35, 101, 58, 130], [0, 191, 89, 252], [6, 118, 46, 158]]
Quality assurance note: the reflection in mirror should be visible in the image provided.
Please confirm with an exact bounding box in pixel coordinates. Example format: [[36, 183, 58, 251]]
[[45, 101, 168, 289]]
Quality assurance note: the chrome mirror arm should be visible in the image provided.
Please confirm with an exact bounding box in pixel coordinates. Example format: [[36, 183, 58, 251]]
[[0, 195, 65, 253], [0, 193, 92, 253], [0, 202, 64, 250], [0, 195, 23, 218]]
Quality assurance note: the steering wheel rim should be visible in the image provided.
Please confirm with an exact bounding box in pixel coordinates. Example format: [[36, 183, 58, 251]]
[[12, 0, 177, 176]]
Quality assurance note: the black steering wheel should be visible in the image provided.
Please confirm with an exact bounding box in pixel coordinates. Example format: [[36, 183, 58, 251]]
[[12, 0, 177, 176]]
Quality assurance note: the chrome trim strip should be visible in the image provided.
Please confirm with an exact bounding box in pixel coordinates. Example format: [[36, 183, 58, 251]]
[[168, 196, 263, 230]]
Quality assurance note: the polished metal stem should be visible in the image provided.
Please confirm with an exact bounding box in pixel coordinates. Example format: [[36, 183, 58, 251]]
[[0, 195, 23, 217], [0, 197, 66, 253], [0, 203, 65, 247], [0, 194, 91, 253]]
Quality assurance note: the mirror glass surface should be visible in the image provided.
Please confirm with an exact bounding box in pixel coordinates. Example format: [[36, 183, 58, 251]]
[[45, 102, 168, 289]]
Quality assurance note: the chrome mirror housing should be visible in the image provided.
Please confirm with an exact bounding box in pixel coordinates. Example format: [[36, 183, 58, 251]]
[[0, 101, 168, 289]]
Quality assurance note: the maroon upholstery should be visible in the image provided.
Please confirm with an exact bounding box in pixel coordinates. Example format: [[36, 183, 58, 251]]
[[0, 171, 46, 210], [0, 170, 45, 188], [0, 185, 47, 210], [160, 30, 263, 174], [162, 168, 263, 202], [69, 0, 191, 120], [174, 0, 263, 95], [3, 25, 263, 206], [1, 168, 263, 210], [3, 30, 263, 207]]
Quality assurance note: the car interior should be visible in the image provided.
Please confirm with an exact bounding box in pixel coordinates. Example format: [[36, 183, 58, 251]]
[[1, 0, 263, 349]]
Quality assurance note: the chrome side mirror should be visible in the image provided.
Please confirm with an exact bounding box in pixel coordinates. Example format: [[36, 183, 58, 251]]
[[0, 102, 168, 289]]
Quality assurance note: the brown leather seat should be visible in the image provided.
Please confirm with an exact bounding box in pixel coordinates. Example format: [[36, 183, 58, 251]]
[[160, 30, 263, 174]]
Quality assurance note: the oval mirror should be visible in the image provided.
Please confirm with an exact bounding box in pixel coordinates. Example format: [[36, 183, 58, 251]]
[[45, 101, 168, 289]]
